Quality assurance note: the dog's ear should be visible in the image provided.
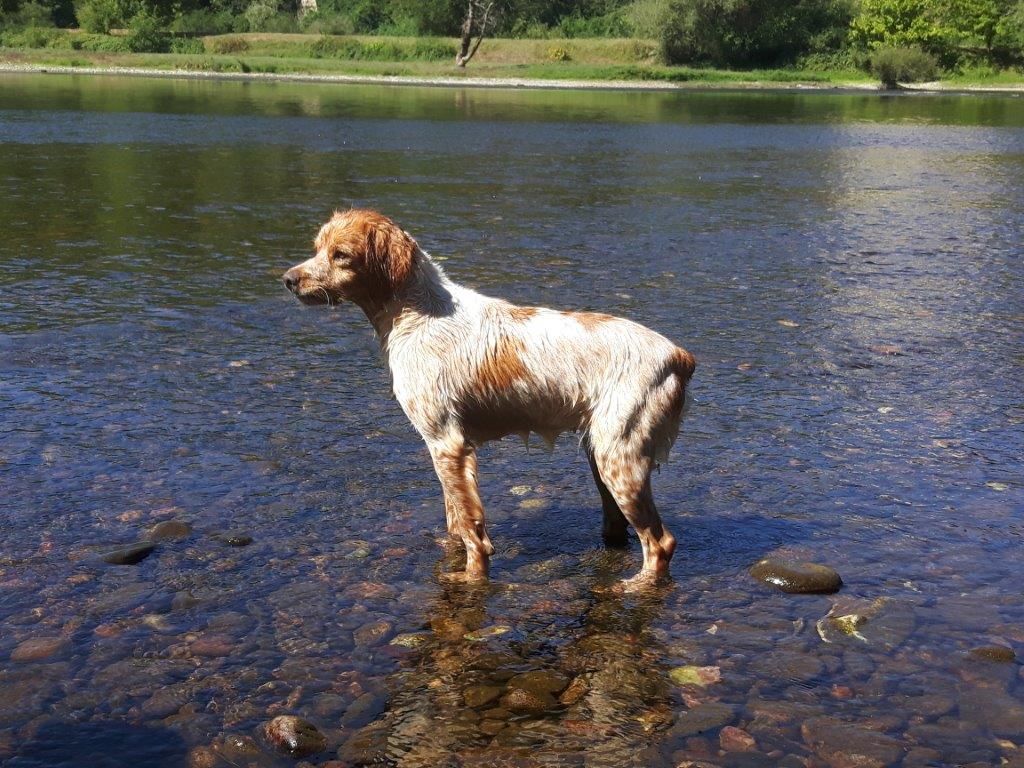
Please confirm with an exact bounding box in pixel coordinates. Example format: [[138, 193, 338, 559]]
[[369, 219, 417, 294]]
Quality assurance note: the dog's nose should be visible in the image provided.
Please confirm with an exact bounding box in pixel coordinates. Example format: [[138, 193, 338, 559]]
[[282, 269, 299, 292]]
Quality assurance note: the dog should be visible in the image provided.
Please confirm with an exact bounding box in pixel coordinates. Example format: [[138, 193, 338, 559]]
[[283, 210, 695, 587]]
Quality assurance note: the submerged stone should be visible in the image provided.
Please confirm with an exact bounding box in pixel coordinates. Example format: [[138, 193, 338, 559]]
[[968, 645, 1016, 663], [147, 520, 192, 541], [507, 670, 569, 697], [263, 715, 325, 757], [463, 685, 504, 708], [464, 625, 512, 642], [10, 637, 66, 662], [801, 716, 904, 768], [669, 665, 722, 688], [220, 532, 253, 547], [750, 559, 842, 594], [102, 542, 155, 565], [501, 687, 557, 714]]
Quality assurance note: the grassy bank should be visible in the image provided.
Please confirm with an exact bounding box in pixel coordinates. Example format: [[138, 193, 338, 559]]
[[2, 32, 1022, 89]]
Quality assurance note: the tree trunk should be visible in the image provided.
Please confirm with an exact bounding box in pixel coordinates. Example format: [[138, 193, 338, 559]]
[[456, 0, 474, 67]]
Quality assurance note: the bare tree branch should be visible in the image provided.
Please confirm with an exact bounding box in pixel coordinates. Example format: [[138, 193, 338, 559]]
[[456, 0, 499, 68]]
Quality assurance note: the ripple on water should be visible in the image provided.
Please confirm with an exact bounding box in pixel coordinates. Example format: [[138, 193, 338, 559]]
[[1, 77, 1023, 767]]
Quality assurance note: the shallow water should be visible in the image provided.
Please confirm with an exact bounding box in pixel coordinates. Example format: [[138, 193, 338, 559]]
[[1, 73, 1023, 767]]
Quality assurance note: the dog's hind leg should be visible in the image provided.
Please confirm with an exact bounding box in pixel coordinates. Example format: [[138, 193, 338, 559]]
[[586, 449, 628, 547], [591, 450, 676, 587], [429, 435, 492, 582]]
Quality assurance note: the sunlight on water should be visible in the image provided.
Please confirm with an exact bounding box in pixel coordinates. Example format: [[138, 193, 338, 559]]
[[1, 73, 1022, 767]]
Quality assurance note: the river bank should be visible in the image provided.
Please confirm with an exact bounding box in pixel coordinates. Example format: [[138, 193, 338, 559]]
[[2, 33, 1022, 92], [5, 60, 1024, 94]]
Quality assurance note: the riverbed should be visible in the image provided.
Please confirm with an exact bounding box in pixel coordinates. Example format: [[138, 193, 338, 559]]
[[1, 73, 1022, 767]]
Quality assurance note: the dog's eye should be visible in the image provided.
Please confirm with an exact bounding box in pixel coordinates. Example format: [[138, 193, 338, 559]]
[[330, 250, 348, 263]]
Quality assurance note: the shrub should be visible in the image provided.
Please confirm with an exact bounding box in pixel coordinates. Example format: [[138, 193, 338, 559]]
[[74, 0, 127, 33], [625, 0, 670, 38], [870, 45, 939, 87], [308, 34, 359, 57], [300, 11, 354, 35], [410, 39, 454, 61], [209, 35, 248, 53], [243, 0, 275, 31], [125, 9, 169, 52], [508, 20, 554, 38], [259, 11, 297, 32], [170, 9, 237, 35], [70, 32, 129, 51], [557, 10, 630, 38], [546, 44, 571, 61], [3, 1, 54, 28], [2, 26, 64, 47], [169, 36, 204, 53]]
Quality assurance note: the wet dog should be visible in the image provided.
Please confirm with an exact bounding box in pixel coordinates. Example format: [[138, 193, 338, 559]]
[[283, 210, 695, 587]]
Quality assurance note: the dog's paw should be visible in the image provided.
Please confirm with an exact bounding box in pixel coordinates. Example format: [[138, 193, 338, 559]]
[[617, 570, 671, 594], [439, 570, 488, 585]]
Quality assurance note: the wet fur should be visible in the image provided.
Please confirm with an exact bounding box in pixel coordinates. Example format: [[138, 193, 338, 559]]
[[283, 210, 696, 587]]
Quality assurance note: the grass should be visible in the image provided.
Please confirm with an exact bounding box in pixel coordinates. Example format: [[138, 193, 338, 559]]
[[1, 31, 1021, 89]]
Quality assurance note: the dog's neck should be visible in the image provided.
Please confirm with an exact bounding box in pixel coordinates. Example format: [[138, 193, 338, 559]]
[[362, 249, 457, 349]]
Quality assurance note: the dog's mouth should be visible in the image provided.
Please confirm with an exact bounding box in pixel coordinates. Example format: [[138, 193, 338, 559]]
[[293, 287, 335, 306], [283, 271, 337, 306]]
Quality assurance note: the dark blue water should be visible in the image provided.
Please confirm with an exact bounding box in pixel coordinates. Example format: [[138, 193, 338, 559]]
[[1, 73, 1023, 767]]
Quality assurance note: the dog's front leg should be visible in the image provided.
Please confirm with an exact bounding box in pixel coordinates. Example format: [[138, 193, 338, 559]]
[[428, 435, 492, 582]]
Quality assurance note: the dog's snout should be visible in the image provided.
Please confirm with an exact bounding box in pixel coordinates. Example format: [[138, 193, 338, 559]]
[[282, 269, 300, 292]]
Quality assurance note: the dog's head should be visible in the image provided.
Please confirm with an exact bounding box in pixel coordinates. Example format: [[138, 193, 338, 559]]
[[283, 209, 417, 310]]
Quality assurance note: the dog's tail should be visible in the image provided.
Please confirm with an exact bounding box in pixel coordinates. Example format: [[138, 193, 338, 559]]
[[670, 347, 697, 385]]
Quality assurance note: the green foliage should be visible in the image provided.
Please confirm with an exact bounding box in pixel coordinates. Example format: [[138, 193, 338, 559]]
[[869, 43, 938, 85], [850, 0, 950, 51], [661, 0, 854, 67], [557, 9, 630, 36], [169, 8, 240, 33], [623, 0, 668, 37], [307, 33, 454, 59], [169, 33, 204, 51], [242, 0, 273, 29], [995, 0, 1024, 55], [209, 33, 248, 51], [299, 9, 354, 33], [73, 0, 136, 32], [70, 30, 130, 49], [5, 0, 51, 25], [126, 8, 170, 50], [0, 24, 66, 44]]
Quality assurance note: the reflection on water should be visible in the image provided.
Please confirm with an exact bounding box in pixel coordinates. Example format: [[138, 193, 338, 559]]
[[1, 73, 1023, 766]]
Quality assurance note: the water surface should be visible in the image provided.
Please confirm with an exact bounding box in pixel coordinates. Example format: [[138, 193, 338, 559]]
[[1, 74, 1023, 767]]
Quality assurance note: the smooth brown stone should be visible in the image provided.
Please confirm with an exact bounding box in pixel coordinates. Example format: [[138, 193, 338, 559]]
[[263, 715, 325, 757], [147, 520, 192, 541], [101, 542, 155, 565], [750, 558, 842, 594], [10, 637, 66, 662]]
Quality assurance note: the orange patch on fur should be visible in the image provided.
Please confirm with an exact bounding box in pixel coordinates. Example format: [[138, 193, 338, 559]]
[[571, 312, 615, 330], [478, 336, 528, 391], [317, 209, 417, 307], [508, 306, 538, 321]]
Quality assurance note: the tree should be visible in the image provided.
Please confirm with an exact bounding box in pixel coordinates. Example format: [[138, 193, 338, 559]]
[[455, 0, 499, 66], [661, 0, 854, 67]]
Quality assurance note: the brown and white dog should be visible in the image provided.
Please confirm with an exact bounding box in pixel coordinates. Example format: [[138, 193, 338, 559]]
[[283, 210, 695, 587]]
